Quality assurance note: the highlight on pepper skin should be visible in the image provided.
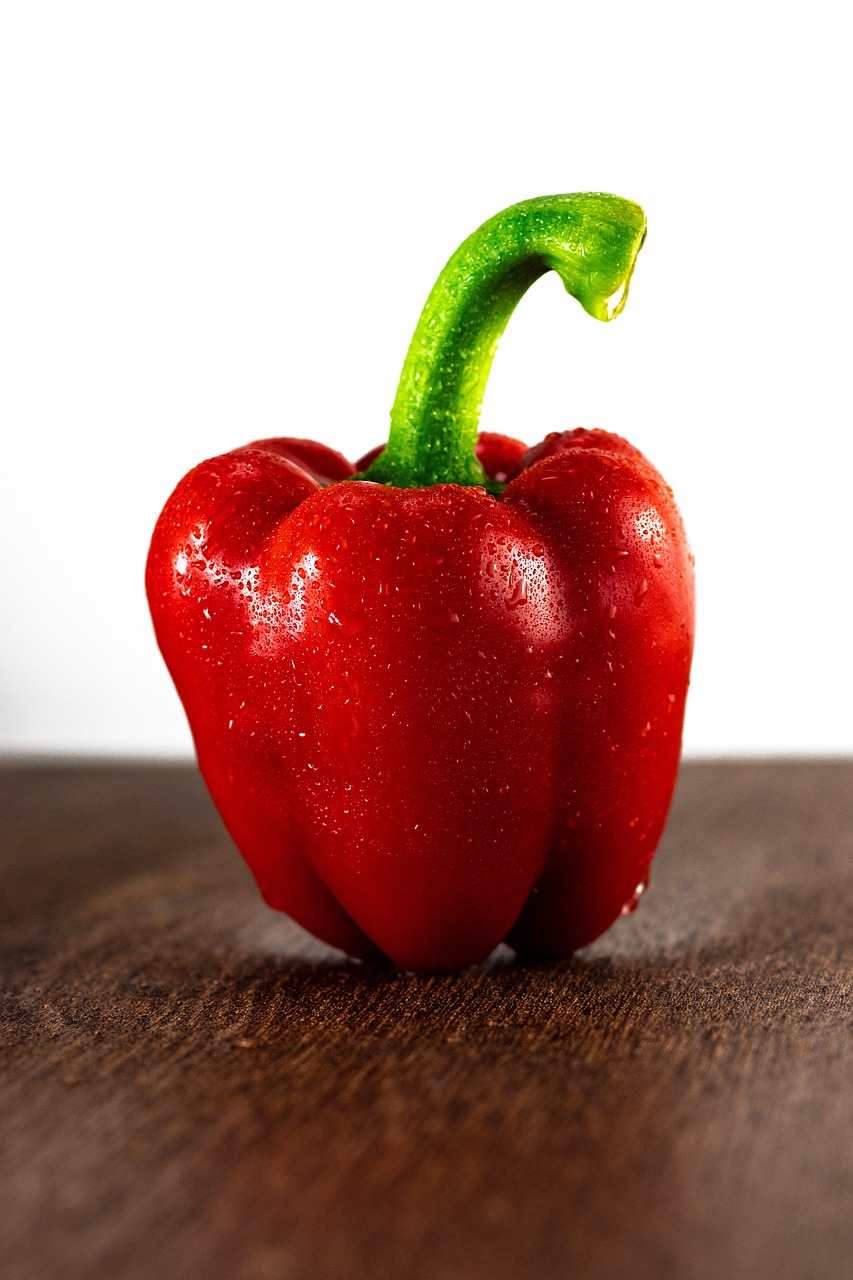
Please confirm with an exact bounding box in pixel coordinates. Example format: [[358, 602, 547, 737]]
[[146, 194, 694, 971]]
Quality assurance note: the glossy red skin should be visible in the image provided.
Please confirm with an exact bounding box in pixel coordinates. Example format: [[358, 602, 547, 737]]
[[146, 429, 694, 970]]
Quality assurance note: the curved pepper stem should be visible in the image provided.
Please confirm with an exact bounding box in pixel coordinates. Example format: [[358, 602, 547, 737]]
[[362, 192, 647, 489]]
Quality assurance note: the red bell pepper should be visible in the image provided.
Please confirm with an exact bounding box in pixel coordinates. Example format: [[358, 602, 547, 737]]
[[146, 194, 694, 970]]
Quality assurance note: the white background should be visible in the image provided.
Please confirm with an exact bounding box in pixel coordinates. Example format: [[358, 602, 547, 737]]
[[1, 1, 850, 758]]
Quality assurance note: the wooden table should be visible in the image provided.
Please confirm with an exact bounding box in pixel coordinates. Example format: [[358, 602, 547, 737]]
[[1, 761, 850, 1280]]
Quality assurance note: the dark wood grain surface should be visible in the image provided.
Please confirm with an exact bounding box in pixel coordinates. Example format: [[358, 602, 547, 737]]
[[1, 760, 851, 1280]]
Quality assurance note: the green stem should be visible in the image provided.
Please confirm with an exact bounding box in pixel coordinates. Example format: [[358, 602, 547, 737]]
[[362, 192, 647, 489]]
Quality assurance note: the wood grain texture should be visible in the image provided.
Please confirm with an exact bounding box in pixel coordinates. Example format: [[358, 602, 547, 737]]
[[1, 760, 851, 1280]]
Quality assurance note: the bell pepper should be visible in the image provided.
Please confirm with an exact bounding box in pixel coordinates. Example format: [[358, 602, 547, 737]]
[[146, 193, 694, 971]]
